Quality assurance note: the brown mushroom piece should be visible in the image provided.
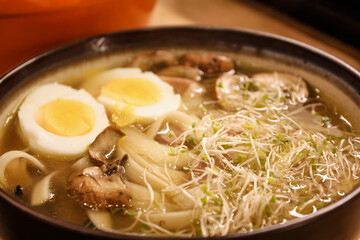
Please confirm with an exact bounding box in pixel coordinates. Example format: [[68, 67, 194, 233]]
[[88, 126, 124, 166], [68, 165, 131, 210], [127, 50, 178, 72], [252, 72, 309, 99], [157, 65, 201, 81], [154, 122, 184, 146], [180, 53, 234, 76], [160, 76, 195, 95]]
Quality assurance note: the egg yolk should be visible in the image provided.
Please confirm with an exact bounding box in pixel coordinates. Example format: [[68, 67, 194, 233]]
[[100, 78, 162, 106], [38, 99, 95, 137]]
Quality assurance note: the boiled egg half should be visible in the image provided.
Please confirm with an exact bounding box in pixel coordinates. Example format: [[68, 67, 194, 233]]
[[82, 68, 181, 127], [18, 83, 109, 158]]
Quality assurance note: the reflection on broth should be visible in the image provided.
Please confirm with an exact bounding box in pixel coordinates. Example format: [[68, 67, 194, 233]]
[[0, 50, 359, 237]]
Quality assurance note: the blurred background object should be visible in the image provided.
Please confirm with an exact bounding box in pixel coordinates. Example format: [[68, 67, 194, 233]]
[[0, 0, 155, 76], [149, 0, 360, 72], [253, 0, 360, 49]]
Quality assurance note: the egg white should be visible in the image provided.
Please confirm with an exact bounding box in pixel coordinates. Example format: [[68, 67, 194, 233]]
[[18, 83, 109, 158], [83, 68, 181, 119]]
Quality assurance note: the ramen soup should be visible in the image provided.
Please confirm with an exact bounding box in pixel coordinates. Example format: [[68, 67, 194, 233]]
[[0, 50, 359, 237]]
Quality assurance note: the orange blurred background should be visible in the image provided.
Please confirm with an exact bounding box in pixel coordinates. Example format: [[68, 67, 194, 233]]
[[0, 0, 155, 77]]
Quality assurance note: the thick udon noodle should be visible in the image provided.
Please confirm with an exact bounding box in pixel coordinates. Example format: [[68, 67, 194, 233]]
[[0, 50, 359, 237]]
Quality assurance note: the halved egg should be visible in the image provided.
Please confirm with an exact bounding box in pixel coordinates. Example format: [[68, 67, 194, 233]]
[[18, 83, 109, 158], [81, 68, 181, 127]]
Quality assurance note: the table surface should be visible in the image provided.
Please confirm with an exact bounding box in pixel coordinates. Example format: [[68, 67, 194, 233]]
[[149, 0, 360, 240]]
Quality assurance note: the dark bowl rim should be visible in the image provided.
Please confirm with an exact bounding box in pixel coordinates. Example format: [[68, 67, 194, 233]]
[[0, 25, 360, 239]]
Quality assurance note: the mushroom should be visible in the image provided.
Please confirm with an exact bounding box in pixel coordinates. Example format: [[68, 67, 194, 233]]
[[160, 76, 195, 95], [154, 122, 183, 146], [88, 126, 124, 166], [157, 65, 201, 81], [252, 72, 309, 99], [180, 53, 234, 76], [214, 74, 255, 110], [67, 164, 131, 210], [127, 50, 178, 72]]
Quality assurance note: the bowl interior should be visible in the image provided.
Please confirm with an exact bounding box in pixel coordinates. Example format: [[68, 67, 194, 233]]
[[0, 26, 360, 239]]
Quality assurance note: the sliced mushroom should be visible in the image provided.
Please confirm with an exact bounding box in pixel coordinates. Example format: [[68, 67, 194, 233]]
[[127, 50, 178, 72], [180, 53, 234, 76], [67, 165, 131, 210], [252, 72, 309, 99], [215, 74, 255, 110], [154, 122, 183, 146], [157, 65, 201, 81], [160, 76, 195, 95], [88, 126, 124, 166]]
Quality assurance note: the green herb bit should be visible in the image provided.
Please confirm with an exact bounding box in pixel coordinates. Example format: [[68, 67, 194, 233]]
[[200, 154, 208, 161], [213, 166, 220, 172], [323, 138, 328, 145], [254, 102, 265, 108], [180, 146, 188, 153], [256, 119, 261, 125], [263, 204, 272, 216], [242, 82, 250, 91], [242, 123, 254, 129], [268, 178, 275, 187], [111, 207, 123, 215], [201, 185, 215, 198], [258, 151, 267, 160], [214, 199, 223, 206], [311, 163, 317, 170], [168, 130, 175, 138], [262, 93, 269, 101], [277, 132, 290, 143], [192, 122, 196, 128], [270, 194, 276, 204], [225, 189, 233, 198], [290, 180, 298, 185], [222, 144, 232, 150], [217, 82, 223, 88], [168, 147, 177, 156], [234, 153, 247, 164], [200, 106, 208, 113], [186, 137, 195, 147], [200, 196, 207, 206], [322, 116, 332, 128], [332, 147, 338, 154], [183, 167, 191, 174], [140, 224, 149, 230], [309, 134, 318, 151], [194, 150, 201, 155], [124, 210, 134, 216]]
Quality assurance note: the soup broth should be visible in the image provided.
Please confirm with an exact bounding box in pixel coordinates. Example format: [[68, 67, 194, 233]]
[[0, 49, 359, 237]]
